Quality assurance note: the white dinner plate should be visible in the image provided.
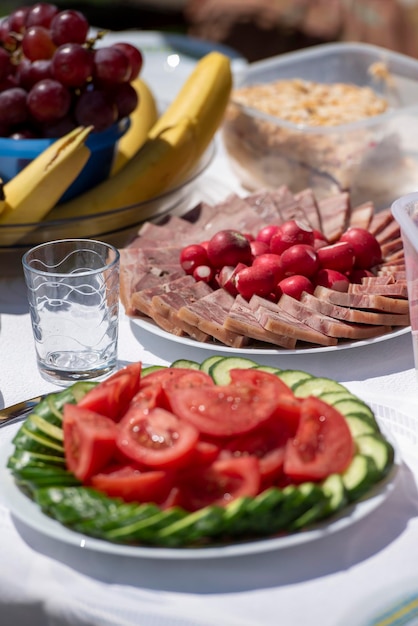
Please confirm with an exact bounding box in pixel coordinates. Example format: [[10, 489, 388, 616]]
[[131, 317, 411, 356], [0, 404, 401, 560], [93, 29, 248, 103]]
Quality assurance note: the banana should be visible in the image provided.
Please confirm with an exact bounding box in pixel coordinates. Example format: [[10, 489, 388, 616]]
[[51, 117, 199, 225], [47, 51, 232, 221], [0, 126, 91, 232], [110, 77, 158, 176]]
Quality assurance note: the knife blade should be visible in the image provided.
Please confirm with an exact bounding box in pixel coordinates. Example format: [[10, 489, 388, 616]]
[[0, 395, 44, 428]]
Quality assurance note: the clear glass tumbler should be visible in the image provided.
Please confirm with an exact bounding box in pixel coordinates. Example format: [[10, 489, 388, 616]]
[[22, 238, 120, 385]]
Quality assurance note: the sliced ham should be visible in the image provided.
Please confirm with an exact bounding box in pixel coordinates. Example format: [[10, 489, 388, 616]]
[[224, 296, 297, 348], [368, 207, 394, 236], [300, 291, 409, 326], [349, 200, 374, 230], [294, 187, 322, 231], [130, 275, 198, 317], [317, 192, 350, 242], [177, 290, 248, 347], [313, 285, 410, 315]]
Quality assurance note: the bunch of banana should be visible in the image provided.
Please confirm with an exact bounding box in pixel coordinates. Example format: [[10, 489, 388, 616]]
[[0, 51, 232, 243], [49, 50, 232, 220]]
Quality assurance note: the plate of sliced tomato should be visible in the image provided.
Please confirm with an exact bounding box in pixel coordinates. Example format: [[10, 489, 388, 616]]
[[2, 358, 400, 559]]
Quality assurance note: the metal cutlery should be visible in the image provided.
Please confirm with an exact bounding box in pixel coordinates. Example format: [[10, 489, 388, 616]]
[[0, 395, 44, 428]]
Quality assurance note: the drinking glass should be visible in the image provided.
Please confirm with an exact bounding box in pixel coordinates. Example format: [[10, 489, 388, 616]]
[[22, 238, 120, 385]]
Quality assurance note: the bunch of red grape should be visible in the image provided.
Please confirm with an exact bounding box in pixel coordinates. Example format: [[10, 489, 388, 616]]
[[0, 2, 143, 139]]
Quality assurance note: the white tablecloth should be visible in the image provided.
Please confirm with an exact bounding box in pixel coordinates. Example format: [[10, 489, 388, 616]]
[[2, 138, 418, 626]]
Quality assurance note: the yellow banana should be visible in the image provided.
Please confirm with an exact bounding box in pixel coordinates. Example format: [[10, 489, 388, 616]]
[[50, 117, 199, 224], [47, 51, 232, 221], [0, 126, 91, 231], [110, 77, 158, 176]]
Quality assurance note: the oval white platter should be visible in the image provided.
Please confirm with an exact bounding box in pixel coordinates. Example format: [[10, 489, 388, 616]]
[[0, 404, 401, 560]]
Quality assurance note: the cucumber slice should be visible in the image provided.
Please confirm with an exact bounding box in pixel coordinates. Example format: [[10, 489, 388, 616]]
[[209, 356, 258, 384], [319, 390, 357, 404], [345, 415, 377, 438], [254, 365, 281, 374], [141, 365, 166, 377], [275, 369, 313, 390], [199, 355, 224, 374], [321, 473, 347, 515], [25, 414, 64, 442], [170, 359, 200, 370], [7, 449, 67, 471], [294, 377, 350, 398], [13, 425, 65, 456], [342, 454, 377, 501], [356, 434, 395, 478], [333, 398, 376, 423]]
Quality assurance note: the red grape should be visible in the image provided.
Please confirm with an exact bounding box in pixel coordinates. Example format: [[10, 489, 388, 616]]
[[109, 82, 138, 119], [51, 43, 94, 87], [112, 42, 143, 81], [50, 9, 89, 46], [93, 46, 131, 85], [8, 7, 30, 34], [27, 78, 71, 122], [74, 88, 117, 131], [0, 87, 28, 126], [26, 3, 59, 28], [22, 25, 56, 60], [0, 48, 12, 82], [18, 58, 52, 89]]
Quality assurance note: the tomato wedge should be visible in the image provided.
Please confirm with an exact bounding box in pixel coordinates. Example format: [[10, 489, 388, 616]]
[[116, 406, 199, 469], [77, 362, 142, 421], [229, 368, 294, 397], [221, 418, 294, 487], [177, 456, 261, 512], [166, 374, 282, 437], [284, 396, 355, 482], [90, 464, 174, 504], [63, 404, 117, 481]]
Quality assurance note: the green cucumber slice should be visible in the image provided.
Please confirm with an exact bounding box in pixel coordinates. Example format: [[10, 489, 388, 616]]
[[209, 356, 258, 384], [199, 355, 224, 374], [275, 369, 313, 390], [342, 454, 378, 501], [355, 434, 395, 478], [294, 377, 350, 398], [170, 359, 200, 370], [345, 415, 377, 438]]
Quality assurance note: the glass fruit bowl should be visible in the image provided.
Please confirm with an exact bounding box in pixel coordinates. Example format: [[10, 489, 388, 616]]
[[0, 141, 215, 276]]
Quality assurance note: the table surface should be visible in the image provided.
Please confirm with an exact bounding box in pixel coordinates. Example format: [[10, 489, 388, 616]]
[[2, 109, 418, 626]]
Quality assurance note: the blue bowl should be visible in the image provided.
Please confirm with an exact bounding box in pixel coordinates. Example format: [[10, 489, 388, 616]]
[[0, 117, 130, 202]]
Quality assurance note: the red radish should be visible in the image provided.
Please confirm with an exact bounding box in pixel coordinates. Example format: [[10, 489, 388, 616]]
[[256, 224, 281, 245], [235, 265, 276, 300], [348, 268, 375, 283], [207, 230, 253, 268], [278, 275, 314, 300], [317, 241, 355, 273], [250, 240, 270, 257], [180, 244, 209, 275], [270, 220, 315, 255], [314, 268, 350, 292], [252, 253, 283, 282], [193, 265, 216, 284], [313, 229, 328, 250], [339, 227, 382, 269], [280, 244, 319, 278], [217, 263, 248, 296]]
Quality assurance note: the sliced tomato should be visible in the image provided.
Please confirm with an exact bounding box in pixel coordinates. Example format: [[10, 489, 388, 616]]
[[177, 456, 261, 512], [90, 463, 174, 504], [166, 377, 281, 437], [77, 362, 142, 421], [188, 438, 221, 467], [220, 418, 293, 487], [229, 368, 294, 397], [284, 396, 355, 482], [63, 404, 118, 481], [270, 393, 302, 434], [116, 406, 199, 469], [139, 367, 207, 389]]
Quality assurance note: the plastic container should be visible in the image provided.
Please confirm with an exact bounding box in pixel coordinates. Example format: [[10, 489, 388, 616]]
[[222, 42, 418, 209], [0, 117, 129, 202], [391, 193, 418, 374]]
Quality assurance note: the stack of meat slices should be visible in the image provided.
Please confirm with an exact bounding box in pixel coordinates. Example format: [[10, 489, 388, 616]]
[[119, 184, 408, 350]]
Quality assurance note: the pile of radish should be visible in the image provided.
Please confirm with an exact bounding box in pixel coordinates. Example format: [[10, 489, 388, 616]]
[[179, 220, 383, 302]]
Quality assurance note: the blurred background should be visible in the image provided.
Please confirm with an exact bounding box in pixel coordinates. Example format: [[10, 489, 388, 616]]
[[2, 0, 418, 62]]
